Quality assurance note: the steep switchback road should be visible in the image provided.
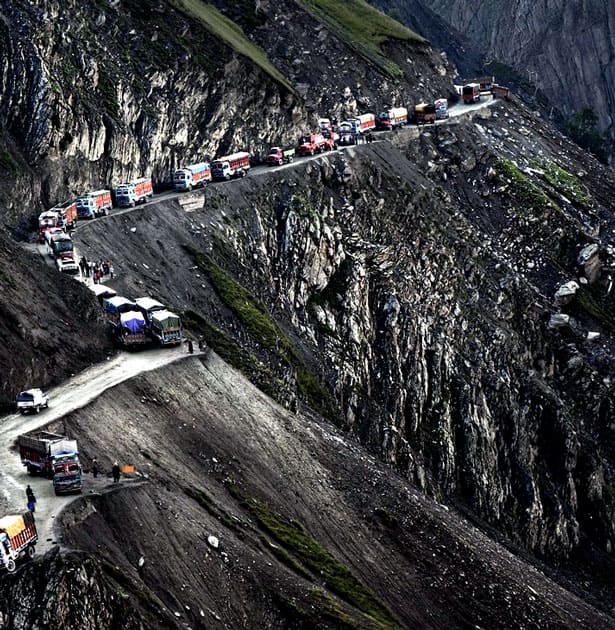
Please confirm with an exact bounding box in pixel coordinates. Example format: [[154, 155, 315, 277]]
[[0, 346, 196, 553]]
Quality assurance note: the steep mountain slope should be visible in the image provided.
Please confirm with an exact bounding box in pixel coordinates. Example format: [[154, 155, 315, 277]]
[[2, 356, 613, 628], [408, 0, 615, 159], [68, 99, 615, 607], [0, 232, 112, 410], [1, 0, 615, 627]]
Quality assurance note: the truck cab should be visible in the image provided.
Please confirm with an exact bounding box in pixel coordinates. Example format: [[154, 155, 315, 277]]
[[52, 452, 82, 495]]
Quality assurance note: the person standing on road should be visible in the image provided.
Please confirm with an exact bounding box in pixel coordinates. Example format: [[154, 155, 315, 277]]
[[92, 458, 99, 478], [112, 461, 121, 483], [26, 485, 35, 503], [109, 263, 115, 279], [188, 339, 194, 354], [26, 489, 36, 513]]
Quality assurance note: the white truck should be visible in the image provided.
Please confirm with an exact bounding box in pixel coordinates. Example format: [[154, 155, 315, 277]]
[[115, 177, 154, 207], [0, 512, 38, 572], [16, 389, 49, 414], [211, 152, 251, 180]]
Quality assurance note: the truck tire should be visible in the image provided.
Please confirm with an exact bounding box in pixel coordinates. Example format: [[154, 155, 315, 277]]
[[35, 405, 40, 414], [288, 156, 294, 163], [27, 465, 36, 475], [44, 400, 49, 408], [26, 545, 35, 560], [6, 559, 16, 573]]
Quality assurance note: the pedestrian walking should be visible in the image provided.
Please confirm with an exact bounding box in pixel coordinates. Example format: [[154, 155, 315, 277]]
[[188, 339, 194, 354], [92, 458, 99, 478], [112, 461, 121, 483], [25, 485, 35, 502], [109, 263, 114, 279], [198, 337, 204, 351], [102, 261, 109, 277]]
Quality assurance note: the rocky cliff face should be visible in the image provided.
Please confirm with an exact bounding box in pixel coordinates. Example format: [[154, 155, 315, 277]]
[[0, 0, 453, 227], [406, 0, 615, 158], [1, 0, 615, 626], [73, 99, 615, 588]]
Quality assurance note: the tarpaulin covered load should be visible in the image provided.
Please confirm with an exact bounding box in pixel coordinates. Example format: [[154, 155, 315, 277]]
[[103, 296, 135, 315], [0, 515, 25, 539], [91, 284, 117, 300], [151, 310, 181, 330], [135, 297, 165, 313], [120, 311, 146, 334]]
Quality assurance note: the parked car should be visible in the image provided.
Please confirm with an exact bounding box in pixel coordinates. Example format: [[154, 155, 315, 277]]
[[16, 389, 49, 414]]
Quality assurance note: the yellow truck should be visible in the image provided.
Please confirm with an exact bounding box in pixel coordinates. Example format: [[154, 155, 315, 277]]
[[0, 511, 38, 572]]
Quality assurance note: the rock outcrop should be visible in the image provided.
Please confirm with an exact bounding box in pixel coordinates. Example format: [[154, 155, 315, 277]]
[[400, 0, 615, 159]]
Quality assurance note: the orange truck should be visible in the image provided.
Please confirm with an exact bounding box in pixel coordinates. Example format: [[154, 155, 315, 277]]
[[115, 177, 154, 207], [76, 189, 113, 219], [0, 511, 38, 572]]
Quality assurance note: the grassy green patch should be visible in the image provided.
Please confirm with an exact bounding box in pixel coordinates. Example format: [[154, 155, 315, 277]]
[[531, 160, 593, 209], [184, 249, 337, 419], [494, 158, 551, 212], [575, 287, 615, 331], [297, 0, 424, 79], [242, 496, 401, 628], [170, 0, 294, 93], [188, 252, 287, 351], [181, 309, 283, 403], [310, 588, 361, 629], [262, 536, 313, 580]]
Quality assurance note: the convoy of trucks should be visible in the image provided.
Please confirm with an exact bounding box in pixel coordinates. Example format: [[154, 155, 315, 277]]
[[0, 512, 37, 572], [173, 163, 211, 191], [211, 152, 251, 180], [115, 177, 154, 207], [102, 295, 182, 347], [76, 190, 113, 219]]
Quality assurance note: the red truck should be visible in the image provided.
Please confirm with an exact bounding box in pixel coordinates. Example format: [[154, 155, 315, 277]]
[[296, 133, 335, 156], [266, 146, 295, 166]]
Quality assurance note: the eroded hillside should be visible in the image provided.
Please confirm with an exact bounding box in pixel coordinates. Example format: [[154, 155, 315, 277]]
[[63, 97, 615, 608], [2, 356, 612, 628]]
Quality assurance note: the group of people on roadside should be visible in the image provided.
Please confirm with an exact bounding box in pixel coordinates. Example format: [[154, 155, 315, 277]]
[[79, 256, 114, 283]]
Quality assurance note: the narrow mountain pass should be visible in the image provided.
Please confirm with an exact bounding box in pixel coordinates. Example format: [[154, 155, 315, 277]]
[[0, 345, 197, 552]]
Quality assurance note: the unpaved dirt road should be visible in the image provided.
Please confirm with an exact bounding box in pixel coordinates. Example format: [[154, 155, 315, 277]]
[[0, 346, 196, 552]]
